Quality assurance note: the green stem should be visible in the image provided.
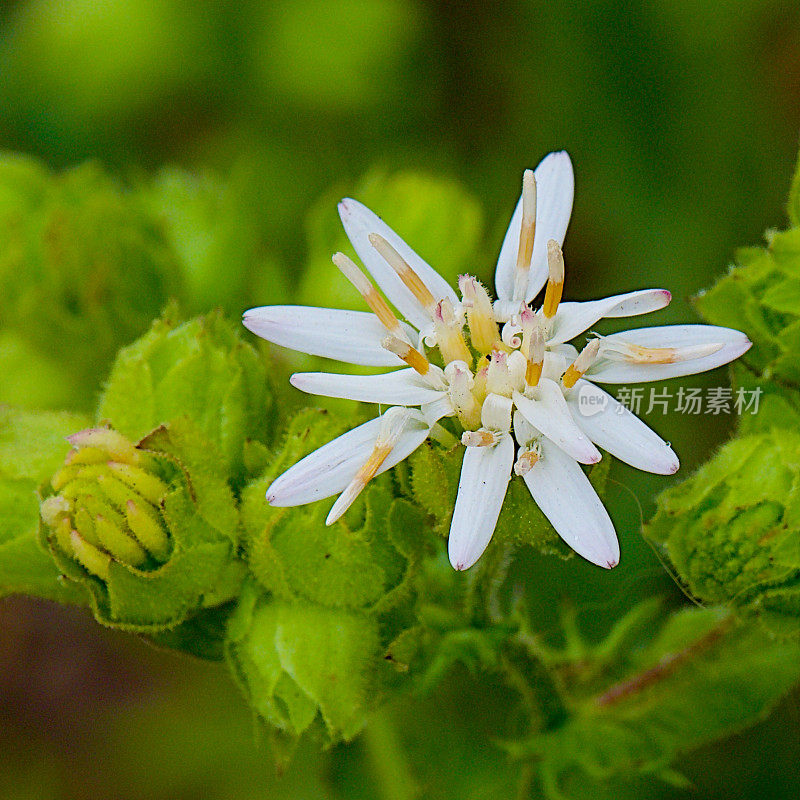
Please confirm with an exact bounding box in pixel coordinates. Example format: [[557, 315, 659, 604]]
[[364, 707, 418, 800]]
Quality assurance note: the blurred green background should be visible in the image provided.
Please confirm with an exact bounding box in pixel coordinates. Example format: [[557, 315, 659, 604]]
[[1, 0, 799, 797]]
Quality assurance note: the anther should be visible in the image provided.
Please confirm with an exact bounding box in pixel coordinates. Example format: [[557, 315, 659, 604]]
[[514, 445, 541, 476], [368, 234, 437, 314], [513, 169, 537, 300], [333, 252, 407, 340], [562, 339, 601, 389], [542, 240, 565, 319], [459, 275, 499, 354], [382, 335, 430, 376], [461, 430, 498, 447], [445, 361, 481, 429], [433, 298, 472, 366]]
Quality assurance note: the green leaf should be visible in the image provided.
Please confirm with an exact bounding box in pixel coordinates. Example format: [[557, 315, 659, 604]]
[[0, 156, 181, 405], [512, 609, 800, 798], [242, 408, 424, 613], [99, 311, 273, 487]]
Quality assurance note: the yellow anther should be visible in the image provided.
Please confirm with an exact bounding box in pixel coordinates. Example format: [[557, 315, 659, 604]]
[[562, 339, 601, 389], [368, 233, 437, 314], [513, 448, 541, 476], [542, 240, 565, 319], [513, 170, 537, 300], [459, 275, 499, 354], [433, 298, 472, 366], [461, 429, 498, 447], [333, 252, 406, 339], [382, 335, 430, 376]]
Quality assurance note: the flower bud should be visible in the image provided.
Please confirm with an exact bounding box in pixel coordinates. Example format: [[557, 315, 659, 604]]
[[39, 424, 243, 632], [645, 429, 800, 634]]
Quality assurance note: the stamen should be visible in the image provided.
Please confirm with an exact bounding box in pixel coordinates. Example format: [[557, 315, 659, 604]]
[[514, 443, 541, 476], [382, 335, 430, 376], [542, 240, 565, 319], [486, 350, 510, 396], [445, 361, 481, 430], [599, 338, 724, 365], [368, 233, 437, 314], [459, 275, 499, 354], [326, 409, 411, 524], [513, 169, 537, 300], [433, 298, 472, 366], [461, 430, 498, 447], [520, 307, 545, 386], [333, 252, 406, 339], [562, 339, 601, 389]]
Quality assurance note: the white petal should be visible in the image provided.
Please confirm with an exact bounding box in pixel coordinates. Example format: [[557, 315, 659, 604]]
[[243, 305, 415, 367], [267, 410, 430, 506], [494, 152, 574, 302], [513, 379, 601, 464], [515, 425, 619, 568], [338, 198, 458, 330], [566, 380, 679, 474], [448, 434, 515, 570], [290, 368, 444, 406], [548, 289, 672, 345], [586, 325, 752, 383]]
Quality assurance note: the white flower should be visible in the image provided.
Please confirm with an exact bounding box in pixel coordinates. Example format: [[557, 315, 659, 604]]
[[243, 151, 751, 572]]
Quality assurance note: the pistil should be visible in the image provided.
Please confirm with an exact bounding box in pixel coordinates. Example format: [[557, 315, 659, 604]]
[[368, 233, 438, 316], [513, 169, 537, 300], [542, 240, 565, 319], [562, 339, 601, 389], [333, 252, 408, 340]]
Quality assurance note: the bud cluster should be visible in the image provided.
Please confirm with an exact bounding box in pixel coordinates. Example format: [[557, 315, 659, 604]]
[[40, 428, 171, 581]]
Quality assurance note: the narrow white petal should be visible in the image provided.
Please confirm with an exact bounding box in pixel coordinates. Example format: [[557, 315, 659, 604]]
[[243, 306, 416, 366], [515, 426, 619, 568], [338, 198, 458, 330], [448, 434, 515, 570], [586, 325, 752, 383], [566, 380, 679, 474], [290, 369, 444, 406], [513, 380, 601, 464], [548, 289, 672, 345], [267, 410, 430, 507], [495, 152, 574, 302]]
